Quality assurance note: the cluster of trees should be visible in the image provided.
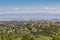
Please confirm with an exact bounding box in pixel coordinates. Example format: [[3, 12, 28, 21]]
[[0, 22, 60, 40]]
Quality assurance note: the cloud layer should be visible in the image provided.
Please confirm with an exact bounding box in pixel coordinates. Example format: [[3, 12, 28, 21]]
[[0, 7, 60, 14]]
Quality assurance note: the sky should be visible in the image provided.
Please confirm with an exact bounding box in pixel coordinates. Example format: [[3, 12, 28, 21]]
[[0, 0, 60, 20], [0, 0, 60, 14]]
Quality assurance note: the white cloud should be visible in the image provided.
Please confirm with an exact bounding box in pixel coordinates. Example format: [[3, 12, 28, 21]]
[[41, 7, 60, 14], [13, 8, 20, 10], [0, 7, 60, 14]]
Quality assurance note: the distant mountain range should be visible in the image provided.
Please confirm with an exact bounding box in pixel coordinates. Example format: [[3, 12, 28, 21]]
[[0, 13, 60, 21]]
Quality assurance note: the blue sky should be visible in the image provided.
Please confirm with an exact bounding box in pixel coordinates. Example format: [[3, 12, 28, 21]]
[[0, 0, 60, 9], [0, 0, 60, 20], [0, 0, 60, 13]]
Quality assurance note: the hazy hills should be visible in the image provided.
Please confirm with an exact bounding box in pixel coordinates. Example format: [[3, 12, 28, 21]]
[[0, 13, 60, 21]]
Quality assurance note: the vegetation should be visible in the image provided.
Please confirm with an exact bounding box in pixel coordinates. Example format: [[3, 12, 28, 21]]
[[21, 34, 35, 40], [0, 20, 60, 40]]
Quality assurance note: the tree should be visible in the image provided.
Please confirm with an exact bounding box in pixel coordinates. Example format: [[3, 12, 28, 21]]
[[21, 34, 35, 40], [9, 33, 15, 40], [1, 31, 6, 40], [53, 37, 60, 40]]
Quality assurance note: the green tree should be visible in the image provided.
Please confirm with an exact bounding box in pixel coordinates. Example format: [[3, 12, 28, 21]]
[[21, 34, 35, 40], [1, 31, 6, 40], [53, 37, 60, 40], [9, 33, 15, 40]]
